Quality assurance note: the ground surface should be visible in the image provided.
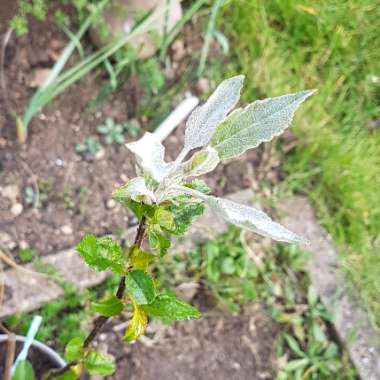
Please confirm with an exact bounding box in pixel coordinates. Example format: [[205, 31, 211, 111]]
[[0, 5, 279, 380], [0, 4, 265, 257], [99, 306, 278, 380]]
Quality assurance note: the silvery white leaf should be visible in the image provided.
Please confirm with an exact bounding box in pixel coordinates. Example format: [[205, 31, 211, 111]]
[[205, 196, 307, 243], [126, 132, 171, 182], [175, 186, 307, 244], [184, 75, 245, 151], [181, 147, 220, 177], [211, 90, 316, 160], [113, 177, 156, 204]]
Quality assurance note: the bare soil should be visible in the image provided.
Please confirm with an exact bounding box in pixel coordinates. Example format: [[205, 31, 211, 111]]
[[98, 305, 279, 380], [0, 4, 281, 380]]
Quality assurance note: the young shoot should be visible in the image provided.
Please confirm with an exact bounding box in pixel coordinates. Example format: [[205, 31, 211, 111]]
[[52, 75, 315, 379]]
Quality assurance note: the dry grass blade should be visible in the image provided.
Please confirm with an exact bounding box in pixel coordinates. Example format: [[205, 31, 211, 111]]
[[4, 333, 16, 380], [0, 323, 16, 380], [0, 249, 46, 277]]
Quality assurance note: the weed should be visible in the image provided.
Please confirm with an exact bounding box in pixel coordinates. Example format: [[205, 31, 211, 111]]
[[18, 248, 35, 263], [138, 58, 165, 95], [123, 119, 140, 138], [96, 118, 126, 144], [75, 137, 103, 155], [10, 0, 47, 36], [23, 186, 36, 205]]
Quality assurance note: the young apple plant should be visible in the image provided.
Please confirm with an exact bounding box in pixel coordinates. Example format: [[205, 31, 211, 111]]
[[50, 75, 315, 379]]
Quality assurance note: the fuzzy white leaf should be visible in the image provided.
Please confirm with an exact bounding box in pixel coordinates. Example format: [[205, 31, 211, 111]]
[[205, 196, 307, 243], [181, 147, 220, 177], [211, 90, 316, 160], [113, 177, 156, 204], [175, 186, 306, 244], [126, 132, 171, 182], [184, 75, 245, 151]]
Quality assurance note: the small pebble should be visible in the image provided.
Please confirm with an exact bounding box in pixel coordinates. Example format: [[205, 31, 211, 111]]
[[120, 174, 128, 182], [60, 225, 73, 235], [7, 240, 17, 250], [0, 232, 12, 246], [2, 185, 20, 202], [0, 137, 7, 148], [195, 77, 210, 95], [106, 199, 116, 209], [172, 39, 186, 61], [11, 203, 23, 216], [19, 240, 29, 250], [94, 149, 105, 160], [55, 158, 64, 167]]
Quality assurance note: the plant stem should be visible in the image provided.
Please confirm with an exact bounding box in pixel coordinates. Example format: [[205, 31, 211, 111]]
[[48, 218, 146, 379]]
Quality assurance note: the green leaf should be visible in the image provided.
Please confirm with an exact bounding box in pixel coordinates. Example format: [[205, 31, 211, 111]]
[[147, 229, 171, 256], [283, 334, 305, 357], [126, 270, 156, 305], [12, 360, 36, 380], [84, 351, 116, 376], [307, 285, 318, 306], [144, 294, 201, 323], [97, 125, 109, 135], [91, 296, 124, 317], [65, 336, 84, 362], [181, 147, 219, 177], [154, 208, 175, 230], [311, 321, 327, 342], [221, 257, 236, 274], [76, 235, 125, 275], [124, 303, 147, 342], [128, 245, 155, 270], [114, 198, 154, 220], [324, 342, 338, 359], [165, 200, 205, 236], [283, 358, 309, 372], [211, 90, 316, 160], [186, 179, 211, 194], [112, 178, 156, 205]]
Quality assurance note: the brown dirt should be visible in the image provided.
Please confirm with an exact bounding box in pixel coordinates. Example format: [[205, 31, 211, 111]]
[[94, 305, 279, 380]]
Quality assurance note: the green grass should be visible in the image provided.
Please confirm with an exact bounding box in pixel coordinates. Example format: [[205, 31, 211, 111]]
[[218, 0, 380, 327]]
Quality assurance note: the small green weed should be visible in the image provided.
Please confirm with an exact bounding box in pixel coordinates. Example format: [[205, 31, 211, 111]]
[[137, 58, 165, 95], [23, 186, 36, 205], [96, 117, 141, 143], [96, 118, 129, 144], [10, 0, 47, 36], [75, 137, 103, 155], [18, 247, 36, 263]]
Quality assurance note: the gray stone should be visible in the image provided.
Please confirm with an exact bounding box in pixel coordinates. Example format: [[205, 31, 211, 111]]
[[280, 196, 380, 380], [0, 269, 63, 317]]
